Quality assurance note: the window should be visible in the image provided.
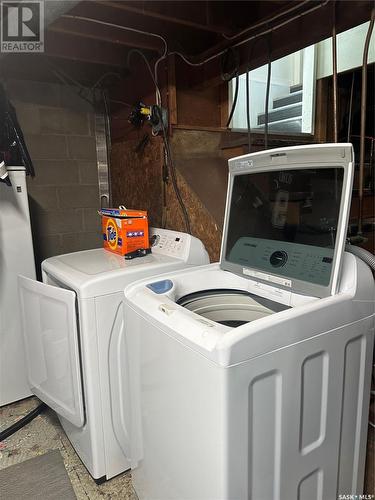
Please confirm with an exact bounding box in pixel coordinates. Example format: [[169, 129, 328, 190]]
[[230, 45, 316, 135], [316, 21, 375, 79], [230, 22, 374, 136]]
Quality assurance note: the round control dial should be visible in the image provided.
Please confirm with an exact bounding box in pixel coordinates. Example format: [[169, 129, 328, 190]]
[[269, 250, 288, 268]]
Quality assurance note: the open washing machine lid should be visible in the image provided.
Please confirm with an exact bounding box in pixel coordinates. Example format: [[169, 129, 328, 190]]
[[220, 144, 354, 298], [177, 288, 289, 327]]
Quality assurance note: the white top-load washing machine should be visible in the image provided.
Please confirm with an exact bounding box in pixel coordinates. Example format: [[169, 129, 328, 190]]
[[18, 228, 209, 481], [124, 144, 375, 500]]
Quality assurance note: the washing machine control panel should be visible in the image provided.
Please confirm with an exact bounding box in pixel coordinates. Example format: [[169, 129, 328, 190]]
[[229, 237, 334, 287], [150, 228, 188, 259], [269, 250, 288, 268]]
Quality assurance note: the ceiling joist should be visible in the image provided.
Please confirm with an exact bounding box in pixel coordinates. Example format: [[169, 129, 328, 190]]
[[2, 0, 373, 88], [45, 31, 126, 66], [49, 18, 161, 53], [94, 1, 231, 35], [67, 1, 218, 55]]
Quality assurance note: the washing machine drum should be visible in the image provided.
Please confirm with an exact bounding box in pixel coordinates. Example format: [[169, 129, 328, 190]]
[[176, 289, 289, 328]]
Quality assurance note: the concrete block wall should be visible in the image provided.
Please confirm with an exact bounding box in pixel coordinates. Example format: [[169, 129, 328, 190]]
[[5, 79, 102, 271]]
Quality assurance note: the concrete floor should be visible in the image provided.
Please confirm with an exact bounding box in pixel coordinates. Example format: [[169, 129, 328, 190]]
[[3, 396, 373, 498], [0, 397, 137, 499]]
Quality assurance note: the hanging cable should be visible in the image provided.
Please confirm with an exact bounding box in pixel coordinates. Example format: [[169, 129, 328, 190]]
[[245, 42, 255, 153], [59, 20, 186, 231], [156, 107, 191, 234], [169, 1, 329, 67], [226, 74, 239, 128], [91, 72, 122, 91], [221, 0, 311, 41], [153, 50, 168, 102], [264, 34, 272, 150], [127, 49, 163, 105], [63, 15, 168, 106], [47, 61, 94, 106], [110, 99, 133, 109], [346, 72, 355, 143], [220, 48, 240, 128], [63, 15, 167, 54], [245, 67, 251, 152], [358, 8, 375, 236]]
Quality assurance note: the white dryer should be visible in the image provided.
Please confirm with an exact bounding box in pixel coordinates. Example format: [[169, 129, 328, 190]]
[[0, 167, 35, 406], [124, 144, 375, 500], [18, 228, 209, 481]]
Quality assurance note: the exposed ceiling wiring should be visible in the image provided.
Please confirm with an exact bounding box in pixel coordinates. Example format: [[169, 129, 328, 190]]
[[60, 0, 329, 131], [109, 99, 132, 108], [62, 14, 168, 54], [49, 65, 94, 105], [168, 0, 330, 67], [62, 0, 329, 75], [221, 0, 312, 41], [126, 49, 162, 105], [62, 14, 167, 104], [91, 72, 122, 91]]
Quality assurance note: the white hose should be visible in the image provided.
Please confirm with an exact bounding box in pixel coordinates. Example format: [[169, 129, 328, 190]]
[[346, 244, 375, 271]]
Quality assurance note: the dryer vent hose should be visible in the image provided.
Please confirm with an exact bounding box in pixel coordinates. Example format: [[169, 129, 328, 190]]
[[346, 244, 375, 272]]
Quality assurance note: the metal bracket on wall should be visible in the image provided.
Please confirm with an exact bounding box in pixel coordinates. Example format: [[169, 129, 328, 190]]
[[94, 113, 111, 209]]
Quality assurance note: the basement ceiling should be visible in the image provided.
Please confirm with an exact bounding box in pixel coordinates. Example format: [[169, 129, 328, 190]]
[[0, 0, 373, 85]]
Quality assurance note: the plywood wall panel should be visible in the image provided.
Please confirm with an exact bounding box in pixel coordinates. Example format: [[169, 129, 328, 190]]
[[164, 170, 222, 262], [110, 136, 163, 227]]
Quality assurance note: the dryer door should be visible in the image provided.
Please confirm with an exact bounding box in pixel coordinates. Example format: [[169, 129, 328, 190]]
[[18, 275, 85, 427]]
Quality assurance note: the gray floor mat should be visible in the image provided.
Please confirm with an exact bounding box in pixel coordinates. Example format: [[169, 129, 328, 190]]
[[0, 449, 76, 499]]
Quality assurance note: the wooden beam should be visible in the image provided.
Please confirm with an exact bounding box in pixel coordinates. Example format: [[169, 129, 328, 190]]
[[167, 55, 178, 126], [220, 82, 229, 128], [94, 1, 230, 35], [314, 78, 329, 142], [49, 19, 160, 52], [0, 52, 123, 87], [45, 31, 127, 66], [67, 1, 218, 56]]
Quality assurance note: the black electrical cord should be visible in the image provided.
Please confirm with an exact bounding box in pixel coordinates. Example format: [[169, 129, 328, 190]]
[[220, 47, 240, 81], [91, 72, 122, 91], [0, 402, 47, 442], [220, 48, 240, 129], [226, 74, 239, 128], [264, 34, 272, 150], [125, 49, 189, 232], [245, 67, 251, 153], [245, 42, 256, 153], [346, 72, 355, 143], [156, 107, 191, 234], [127, 49, 162, 105]]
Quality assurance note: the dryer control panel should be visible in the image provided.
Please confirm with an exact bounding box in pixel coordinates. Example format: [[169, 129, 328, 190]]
[[150, 228, 189, 259]]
